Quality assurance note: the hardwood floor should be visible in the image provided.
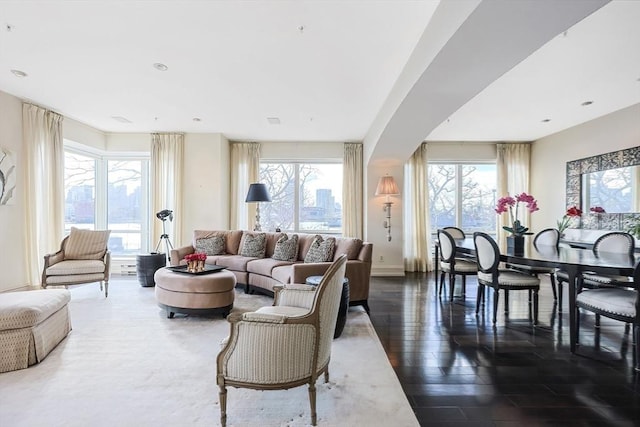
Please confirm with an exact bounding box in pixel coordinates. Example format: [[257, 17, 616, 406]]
[[367, 272, 640, 426]]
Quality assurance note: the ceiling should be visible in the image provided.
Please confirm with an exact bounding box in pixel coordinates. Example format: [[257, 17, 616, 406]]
[[0, 1, 639, 145]]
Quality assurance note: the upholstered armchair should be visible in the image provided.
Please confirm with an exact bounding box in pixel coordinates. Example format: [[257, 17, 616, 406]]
[[216, 254, 347, 427], [42, 227, 112, 297]]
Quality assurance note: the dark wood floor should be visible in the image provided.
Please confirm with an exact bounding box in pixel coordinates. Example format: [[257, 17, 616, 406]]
[[367, 272, 640, 427]]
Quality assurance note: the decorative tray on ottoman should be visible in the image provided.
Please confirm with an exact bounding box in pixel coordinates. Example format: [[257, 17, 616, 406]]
[[167, 265, 226, 275]]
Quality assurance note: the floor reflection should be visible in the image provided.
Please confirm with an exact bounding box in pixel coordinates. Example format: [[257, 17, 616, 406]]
[[368, 272, 640, 426]]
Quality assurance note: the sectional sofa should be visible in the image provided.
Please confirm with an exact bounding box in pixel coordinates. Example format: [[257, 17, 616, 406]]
[[170, 230, 373, 312]]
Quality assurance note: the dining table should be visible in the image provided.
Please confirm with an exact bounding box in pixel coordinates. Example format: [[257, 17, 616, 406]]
[[434, 236, 639, 353]]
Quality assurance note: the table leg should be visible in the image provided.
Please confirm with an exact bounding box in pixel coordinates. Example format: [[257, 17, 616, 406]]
[[434, 245, 439, 284], [566, 265, 579, 353]]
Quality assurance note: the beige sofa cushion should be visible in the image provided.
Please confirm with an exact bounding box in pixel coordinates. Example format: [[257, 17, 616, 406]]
[[333, 237, 363, 260], [216, 255, 256, 271], [64, 227, 110, 260], [247, 258, 294, 276], [193, 230, 243, 255]]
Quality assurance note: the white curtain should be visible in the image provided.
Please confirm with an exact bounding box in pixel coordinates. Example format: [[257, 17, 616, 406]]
[[151, 133, 184, 250], [342, 143, 363, 239], [404, 143, 431, 272], [496, 143, 531, 249], [23, 103, 64, 285], [229, 142, 260, 230]]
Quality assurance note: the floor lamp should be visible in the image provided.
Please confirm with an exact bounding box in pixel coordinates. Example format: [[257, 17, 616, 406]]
[[245, 183, 271, 231]]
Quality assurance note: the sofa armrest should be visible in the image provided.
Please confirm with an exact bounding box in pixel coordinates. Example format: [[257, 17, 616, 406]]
[[290, 262, 333, 284], [170, 245, 195, 266]]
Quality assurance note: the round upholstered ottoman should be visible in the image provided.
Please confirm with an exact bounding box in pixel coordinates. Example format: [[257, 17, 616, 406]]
[[154, 268, 236, 318]]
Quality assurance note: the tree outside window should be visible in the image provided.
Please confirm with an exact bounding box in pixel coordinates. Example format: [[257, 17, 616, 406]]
[[259, 162, 342, 233]]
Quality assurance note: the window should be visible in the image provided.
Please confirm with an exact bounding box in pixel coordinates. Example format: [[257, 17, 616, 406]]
[[259, 162, 342, 233], [64, 147, 150, 257], [428, 163, 497, 235]]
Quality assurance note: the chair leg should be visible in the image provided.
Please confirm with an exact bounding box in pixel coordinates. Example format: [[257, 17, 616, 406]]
[[439, 272, 445, 296], [595, 313, 601, 328], [449, 273, 455, 302], [324, 368, 330, 383], [104, 281, 109, 298], [558, 280, 563, 313], [504, 290, 509, 314], [575, 306, 581, 347], [634, 324, 640, 372], [549, 274, 557, 300], [475, 284, 483, 315], [493, 289, 500, 324], [462, 275, 467, 299], [309, 382, 317, 426], [533, 290, 539, 326], [219, 385, 227, 427]]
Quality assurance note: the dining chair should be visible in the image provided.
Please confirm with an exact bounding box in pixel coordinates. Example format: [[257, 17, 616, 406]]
[[442, 226, 465, 239], [556, 231, 635, 312], [437, 229, 477, 301], [473, 232, 541, 325], [574, 259, 640, 371], [507, 228, 560, 301]]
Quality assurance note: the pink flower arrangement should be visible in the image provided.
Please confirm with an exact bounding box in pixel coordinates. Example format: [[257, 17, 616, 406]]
[[495, 192, 539, 236], [557, 205, 582, 234], [184, 252, 207, 262]]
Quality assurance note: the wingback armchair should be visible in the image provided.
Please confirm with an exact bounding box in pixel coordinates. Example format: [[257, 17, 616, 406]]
[[216, 254, 347, 426], [42, 227, 112, 297]]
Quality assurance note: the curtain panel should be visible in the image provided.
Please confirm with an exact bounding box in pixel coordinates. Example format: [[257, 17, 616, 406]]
[[229, 142, 260, 230], [496, 143, 531, 249], [23, 103, 64, 285], [151, 133, 184, 249], [342, 143, 363, 239], [404, 142, 431, 272]]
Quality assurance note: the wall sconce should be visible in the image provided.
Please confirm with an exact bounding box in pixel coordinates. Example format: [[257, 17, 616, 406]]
[[245, 183, 271, 231], [375, 175, 400, 241]]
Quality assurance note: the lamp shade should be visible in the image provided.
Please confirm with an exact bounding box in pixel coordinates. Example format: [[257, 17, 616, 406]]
[[375, 175, 400, 196], [245, 183, 271, 202]]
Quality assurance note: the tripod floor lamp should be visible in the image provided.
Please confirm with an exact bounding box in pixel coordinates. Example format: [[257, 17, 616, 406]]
[[245, 183, 271, 231]]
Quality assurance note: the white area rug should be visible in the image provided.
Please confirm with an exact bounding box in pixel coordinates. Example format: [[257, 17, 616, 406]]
[[0, 279, 418, 427]]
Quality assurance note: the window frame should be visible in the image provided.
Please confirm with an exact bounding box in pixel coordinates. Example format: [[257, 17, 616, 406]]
[[64, 142, 151, 257], [259, 159, 343, 235]]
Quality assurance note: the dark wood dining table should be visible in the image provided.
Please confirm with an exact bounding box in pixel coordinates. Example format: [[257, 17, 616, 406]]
[[434, 237, 639, 353]]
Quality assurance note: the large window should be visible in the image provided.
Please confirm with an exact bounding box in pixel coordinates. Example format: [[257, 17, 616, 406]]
[[428, 163, 497, 234], [259, 162, 342, 233], [64, 148, 150, 257]]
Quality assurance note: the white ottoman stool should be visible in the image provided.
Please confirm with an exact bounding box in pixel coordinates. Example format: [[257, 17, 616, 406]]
[[0, 289, 72, 373]]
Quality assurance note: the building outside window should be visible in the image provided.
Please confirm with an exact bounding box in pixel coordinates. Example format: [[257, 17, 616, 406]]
[[259, 162, 342, 233], [428, 163, 497, 235], [64, 147, 150, 257]]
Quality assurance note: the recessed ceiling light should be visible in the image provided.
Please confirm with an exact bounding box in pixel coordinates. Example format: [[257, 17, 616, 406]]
[[153, 63, 168, 71], [192, 117, 201, 122], [10, 69, 27, 77], [581, 101, 593, 106], [541, 119, 551, 123], [111, 116, 132, 124], [267, 117, 281, 125]]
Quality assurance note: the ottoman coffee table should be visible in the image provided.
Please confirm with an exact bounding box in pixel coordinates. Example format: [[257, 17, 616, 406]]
[[154, 266, 236, 318]]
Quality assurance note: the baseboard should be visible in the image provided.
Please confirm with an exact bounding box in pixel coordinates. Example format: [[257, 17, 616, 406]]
[[371, 266, 405, 277]]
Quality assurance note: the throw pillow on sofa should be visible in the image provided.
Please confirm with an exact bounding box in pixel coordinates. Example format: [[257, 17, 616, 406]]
[[195, 235, 225, 255], [304, 235, 336, 263], [240, 232, 267, 258], [272, 234, 299, 261]]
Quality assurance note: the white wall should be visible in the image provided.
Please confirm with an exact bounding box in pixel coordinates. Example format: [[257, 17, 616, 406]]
[[0, 91, 29, 291], [531, 103, 640, 234]]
